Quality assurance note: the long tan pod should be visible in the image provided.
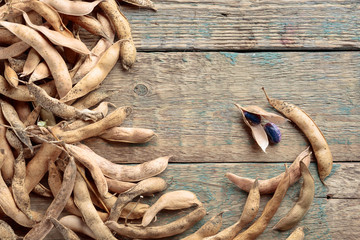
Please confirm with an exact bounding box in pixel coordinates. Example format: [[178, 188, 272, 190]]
[[286, 226, 305, 240], [233, 166, 291, 240], [0, 220, 17, 240], [24, 157, 76, 240], [226, 147, 311, 194], [22, 48, 42, 77], [53, 106, 131, 143], [21, 11, 91, 55], [106, 177, 136, 194], [262, 88, 333, 183], [64, 15, 110, 40], [40, 0, 104, 16], [142, 190, 202, 227], [0, 172, 35, 227], [106, 206, 207, 239], [0, 99, 33, 152], [123, 0, 157, 11], [0, 76, 56, 102], [24, 105, 42, 127], [0, 21, 72, 98], [99, 127, 156, 143], [14, 101, 32, 124], [25, 143, 62, 193], [99, 0, 136, 70], [29, 62, 51, 82], [182, 212, 223, 240], [50, 217, 80, 240], [204, 180, 260, 240], [32, 183, 53, 198], [0, 41, 30, 59], [72, 143, 169, 182], [108, 177, 167, 222], [73, 171, 117, 240], [66, 144, 108, 198], [0, 108, 15, 182], [59, 215, 97, 239], [60, 40, 122, 103], [27, 81, 103, 122], [273, 161, 315, 231], [71, 89, 118, 110], [0, 28, 21, 45]]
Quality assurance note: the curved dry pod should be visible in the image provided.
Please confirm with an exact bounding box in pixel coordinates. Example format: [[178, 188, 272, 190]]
[[4, 60, 19, 88], [71, 89, 118, 110], [73, 143, 170, 182], [50, 217, 80, 240], [286, 226, 305, 240], [60, 40, 122, 103], [22, 11, 90, 55], [64, 15, 110, 40], [29, 62, 51, 82], [59, 215, 96, 239], [273, 161, 315, 231], [262, 88, 333, 183], [182, 212, 223, 240], [0, 109, 15, 182], [233, 166, 291, 240], [22, 48, 42, 77], [108, 177, 167, 222], [107, 206, 206, 239], [0, 41, 30, 59], [99, 127, 156, 143], [106, 177, 136, 194], [204, 179, 260, 240], [142, 190, 202, 227], [0, 220, 17, 240], [0, 20, 72, 98], [226, 147, 311, 194], [40, 0, 104, 16], [123, 0, 157, 11]]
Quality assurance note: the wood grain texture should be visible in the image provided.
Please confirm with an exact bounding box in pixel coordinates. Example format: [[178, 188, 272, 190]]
[[86, 0, 360, 50], [82, 51, 359, 164], [12, 162, 359, 239]]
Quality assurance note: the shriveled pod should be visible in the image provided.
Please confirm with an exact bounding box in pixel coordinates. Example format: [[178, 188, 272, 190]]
[[50, 217, 80, 240], [71, 143, 170, 182], [8, 57, 26, 73], [0, 171, 35, 227], [52, 106, 131, 143], [29, 62, 51, 82], [233, 166, 291, 240], [73, 171, 117, 240], [0, 76, 56, 102], [99, 127, 156, 143], [286, 226, 305, 240], [27, 81, 103, 122], [226, 147, 311, 195], [108, 177, 168, 222], [142, 190, 202, 227], [273, 161, 315, 231], [0, 220, 17, 240], [32, 183, 53, 198], [71, 89, 118, 110], [0, 99, 33, 152], [106, 205, 207, 239], [99, 0, 136, 69], [0, 108, 15, 182], [4, 60, 19, 88], [60, 39, 122, 103], [40, 0, 104, 16], [59, 215, 96, 239], [204, 179, 260, 240], [64, 15, 110, 40], [123, 0, 157, 11], [21, 48, 41, 77], [182, 212, 224, 240], [263, 88, 333, 183], [23, 105, 42, 127], [235, 104, 287, 152], [0, 41, 30, 59], [21, 10, 91, 55]]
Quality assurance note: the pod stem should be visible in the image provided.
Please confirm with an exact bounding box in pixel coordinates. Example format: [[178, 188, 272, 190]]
[[261, 87, 271, 103]]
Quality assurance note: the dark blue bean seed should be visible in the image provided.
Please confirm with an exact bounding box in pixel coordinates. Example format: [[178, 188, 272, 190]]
[[244, 111, 261, 125], [264, 122, 281, 143]]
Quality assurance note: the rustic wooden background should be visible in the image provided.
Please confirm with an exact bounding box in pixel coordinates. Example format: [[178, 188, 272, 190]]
[[18, 0, 360, 239]]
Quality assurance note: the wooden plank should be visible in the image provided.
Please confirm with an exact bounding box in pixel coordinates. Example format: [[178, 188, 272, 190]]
[[83, 51, 359, 164], [94, 0, 360, 50], [16, 162, 359, 239]]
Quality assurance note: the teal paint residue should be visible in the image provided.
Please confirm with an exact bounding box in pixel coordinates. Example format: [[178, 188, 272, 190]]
[[205, 53, 212, 61], [220, 52, 239, 65], [182, 57, 188, 62], [251, 52, 284, 66], [225, 139, 232, 145]]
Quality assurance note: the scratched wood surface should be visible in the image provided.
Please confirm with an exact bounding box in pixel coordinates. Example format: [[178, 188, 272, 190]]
[[112, 0, 360, 50]]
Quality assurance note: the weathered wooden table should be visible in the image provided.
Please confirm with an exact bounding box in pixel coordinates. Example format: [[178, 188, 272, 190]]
[[29, 0, 359, 239]]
